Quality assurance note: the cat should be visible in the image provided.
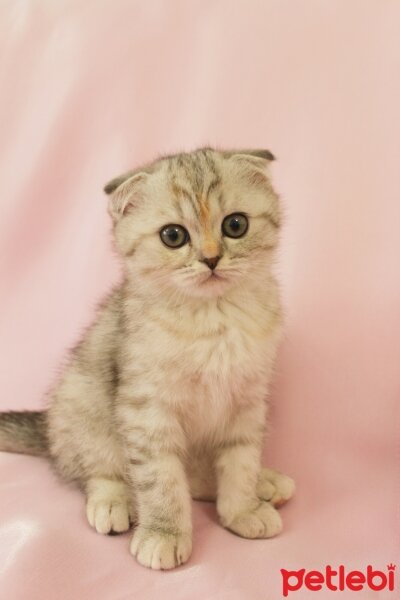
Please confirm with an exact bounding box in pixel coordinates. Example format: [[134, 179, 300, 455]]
[[0, 147, 295, 570]]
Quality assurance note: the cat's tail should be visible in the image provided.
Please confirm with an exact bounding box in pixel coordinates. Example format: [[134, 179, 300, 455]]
[[0, 411, 48, 457]]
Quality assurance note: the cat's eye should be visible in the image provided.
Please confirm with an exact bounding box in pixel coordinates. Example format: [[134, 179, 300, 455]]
[[160, 224, 190, 248], [221, 213, 248, 238]]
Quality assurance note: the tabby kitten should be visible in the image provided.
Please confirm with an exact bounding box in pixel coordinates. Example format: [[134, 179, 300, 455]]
[[0, 148, 294, 570]]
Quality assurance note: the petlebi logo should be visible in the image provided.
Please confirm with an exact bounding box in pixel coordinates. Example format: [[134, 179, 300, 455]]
[[280, 564, 396, 596]]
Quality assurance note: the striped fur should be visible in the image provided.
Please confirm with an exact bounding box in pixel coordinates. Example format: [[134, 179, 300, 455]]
[[0, 148, 294, 569], [0, 411, 48, 456]]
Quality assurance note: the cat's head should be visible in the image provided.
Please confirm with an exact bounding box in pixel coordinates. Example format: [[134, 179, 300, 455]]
[[105, 148, 280, 299]]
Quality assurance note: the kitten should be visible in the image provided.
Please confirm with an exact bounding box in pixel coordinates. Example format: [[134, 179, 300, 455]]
[[0, 148, 295, 570]]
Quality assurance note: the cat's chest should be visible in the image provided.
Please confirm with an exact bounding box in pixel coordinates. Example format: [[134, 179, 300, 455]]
[[184, 324, 260, 378], [130, 298, 281, 442], [139, 293, 281, 396], [171, 323, 274, 442], [166, 304, 277, 391]]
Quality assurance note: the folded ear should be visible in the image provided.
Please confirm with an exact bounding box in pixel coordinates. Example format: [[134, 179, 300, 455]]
[[104, 170, 137, 195], [237, 149, 275, 161], [225, 148, 276, 193], [106, 172, 147, 221], [223, 149, 275, 161]]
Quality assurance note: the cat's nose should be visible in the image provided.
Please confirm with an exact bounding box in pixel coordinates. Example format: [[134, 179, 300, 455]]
[[202, 256, 221, 270]]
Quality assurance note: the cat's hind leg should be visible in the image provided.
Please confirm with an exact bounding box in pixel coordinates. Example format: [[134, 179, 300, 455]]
[[85, 477, 136, 535], [257, 467, 295, 507], [47, 362, 137, 535]]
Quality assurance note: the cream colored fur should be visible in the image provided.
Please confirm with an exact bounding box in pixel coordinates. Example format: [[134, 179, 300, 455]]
[[5, 148, 295, 570]]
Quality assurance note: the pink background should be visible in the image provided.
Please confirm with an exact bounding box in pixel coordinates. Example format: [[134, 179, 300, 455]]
[[0, 1, 399, 598]]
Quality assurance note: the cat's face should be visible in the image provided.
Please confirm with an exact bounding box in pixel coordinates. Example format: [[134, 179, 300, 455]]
[[106, 148, 280, 299]]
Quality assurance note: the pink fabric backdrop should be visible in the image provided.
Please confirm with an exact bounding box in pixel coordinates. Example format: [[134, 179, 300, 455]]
[[0, 1, 399, 598]]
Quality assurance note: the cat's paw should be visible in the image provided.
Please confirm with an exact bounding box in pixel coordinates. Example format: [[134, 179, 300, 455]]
[[130, 527, 192, 570], [256, 474, 276, 501], [226, 501, 283, 539], [258, 468, 296, 508], [87, 497, 132, 534], [86, 478, 136, 534]]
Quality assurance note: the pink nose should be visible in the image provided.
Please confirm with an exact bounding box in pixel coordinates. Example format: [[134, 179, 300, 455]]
[[202, 256, 220, 270]]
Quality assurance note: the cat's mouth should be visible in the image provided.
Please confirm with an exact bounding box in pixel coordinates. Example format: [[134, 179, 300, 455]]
[[177, 268, 232, 298], [208, 271, 223, 280], [195, 271, 232, 295], [202, 271, 225, 284]]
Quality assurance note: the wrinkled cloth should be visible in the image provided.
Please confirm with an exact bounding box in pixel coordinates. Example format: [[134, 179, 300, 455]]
[[0, 1, 399, 599]]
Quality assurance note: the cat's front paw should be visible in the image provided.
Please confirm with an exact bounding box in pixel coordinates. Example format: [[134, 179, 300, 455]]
[[258, 468, 296, 508], [224, 501, 283, 539], [86, 479, 136, 535], [130, 527, 192, 570]]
